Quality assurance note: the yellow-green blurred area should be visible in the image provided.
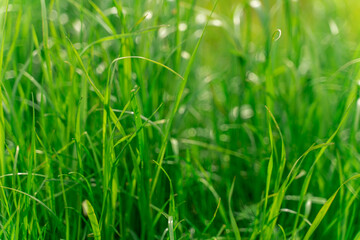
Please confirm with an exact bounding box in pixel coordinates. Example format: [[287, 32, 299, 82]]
[[201, 0, 360, 71]]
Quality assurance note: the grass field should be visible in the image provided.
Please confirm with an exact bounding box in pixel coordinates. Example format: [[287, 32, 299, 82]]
[[1, 0, 360, 239]]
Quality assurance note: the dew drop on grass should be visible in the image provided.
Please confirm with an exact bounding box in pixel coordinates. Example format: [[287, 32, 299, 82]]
[[108, 7, 118, 15], [220, 134, 230, 142], [178, 22, 187, 32], [339, 129, 350, 142], [49, 10, 57, 21], [233, 5, 242, 26], [210, 19, 223, 27], [76, 68, 83, 76], [240, 105, 254, 120], [255, 52, 266, 62], [272, 29, 282, 41], [196, 13, 207, 24], [220, 124, 229, 131], [329, 20, 339, 35], [131, 72, 137, 80], [305, 199, 312, 216], [36, 91, 46, 104], [110, 95, 117, 103], [194, 29, 203, 38], [231, 106, 239, 119], [233, 17, 241, 26], [158, 26, 170, 39], [250, 0, 262, 9], [82, 200, 89, 217], [5, 70, 15, 80], [170, 138, 179, 156], [181, 51, 190, 60], [0, 4, 15, 13], [299, 59, 310, 75], [179, 106, 186, 114], [59, 13, 69, 25], [135, 36, 141, 44], [144, 10, 153, 20], [247, 72, 260, 84], [185, 128, 197, 137], [73, 20, 82, 33], [73, 43, 81, 50], [47, 38, 54, 49], [96, 62, 106, 75]]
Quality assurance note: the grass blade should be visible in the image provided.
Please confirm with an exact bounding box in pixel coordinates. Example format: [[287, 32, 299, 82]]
[[203, 198, 221, 234], [0, 0, 8, 179], [84, 200, 101, 240], [304, 174, 360, 240], [229, 177, 241, 240]]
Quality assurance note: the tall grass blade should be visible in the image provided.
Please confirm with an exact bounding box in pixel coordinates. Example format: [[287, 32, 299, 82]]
[[84, 200, 101, 240], [229, 177, 241, 240], [0, 0, 8, 180]]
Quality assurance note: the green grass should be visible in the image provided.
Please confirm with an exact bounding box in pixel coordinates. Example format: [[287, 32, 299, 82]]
[[1, 0, 360, 239]]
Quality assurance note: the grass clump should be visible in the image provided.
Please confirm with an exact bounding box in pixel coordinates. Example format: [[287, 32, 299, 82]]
[[1, 0, 360, 239]]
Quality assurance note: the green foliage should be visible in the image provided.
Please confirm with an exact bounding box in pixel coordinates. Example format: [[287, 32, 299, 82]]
[[1, 0, 360, 239]]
